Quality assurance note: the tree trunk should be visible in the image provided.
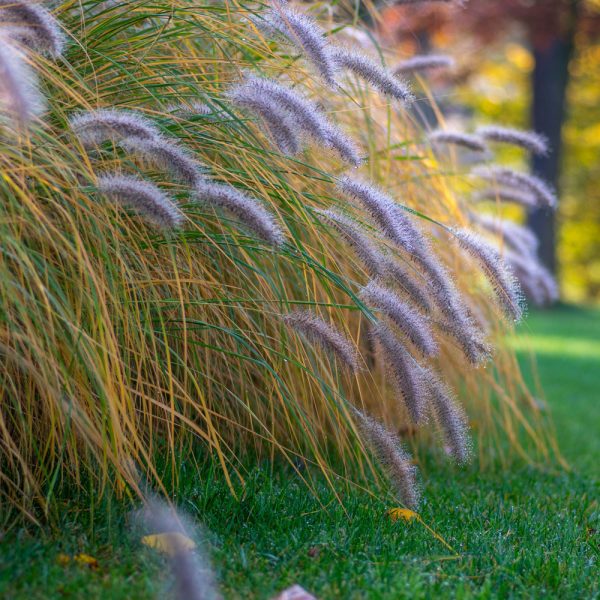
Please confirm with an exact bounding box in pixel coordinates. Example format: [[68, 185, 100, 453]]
[[528, 4, 579, 275]]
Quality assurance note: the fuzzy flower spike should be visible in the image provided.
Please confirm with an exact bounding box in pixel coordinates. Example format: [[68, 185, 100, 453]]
[[476, 125, 549, 156], [331, 46, 413, 104], [136, 499, 220, 600], [270, 5, 337, 85], [228, 83, 300, 155], [0, 36, 44, 124], [429, 129, 488, 153], [454, 228, 525, 322], [370, 322, 428, 423], [193, 179, 285, 247], [337, 176, 424, 253], [353, 409, 420, 508], [96, 174, 184, 229], [282, 310, 362, 373], [235, 75, 363, 165], [472, 165, 557, 209], [393, 54, 455, 75], [70, 109, 162, 147], [0, 0, 65, 57], [360, 280, 438, 358]]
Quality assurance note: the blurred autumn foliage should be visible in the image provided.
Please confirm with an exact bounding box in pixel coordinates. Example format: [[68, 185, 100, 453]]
[[378, 0, 600, 302]]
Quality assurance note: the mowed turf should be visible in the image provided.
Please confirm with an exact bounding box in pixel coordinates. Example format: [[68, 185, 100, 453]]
[[1, 307, 598, 599]]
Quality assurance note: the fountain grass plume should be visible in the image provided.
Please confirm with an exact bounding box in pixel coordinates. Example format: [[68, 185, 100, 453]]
[[282, 310, 362, 373], [385, 259, 434, 313], [337, 176, 424, 252], [69, 109, 162, 148], [393, 54, 455, 75], [120, 136, 206, 187], [426, 374, 471, 463], [193, 179, 285, 247], [0, 0, 65, 57], [0, 35, 44, 124], [96, 174, 184, 229], [472, 165, 557, 208], [322, 123, 364, 166], [471, 213, 539, 258], [360, 281, 438, 358], [272, 6, 337, 85], [441, 317, 491, 365], [429, 129, 488, 153], [473, 187, 538, 209], [353, 409, 420, 508], [454, 228, 525, 322], [370, 322, 428, 423], [314, 209, 388, 278], [331, 47, 413, 104], [239, 75, 362, 165], [315, 209, 433, 310], [506, 251, 558, 307], [477, 125, 549, 156], [228, 84, 300, 155], [137, 499, 220, 600]]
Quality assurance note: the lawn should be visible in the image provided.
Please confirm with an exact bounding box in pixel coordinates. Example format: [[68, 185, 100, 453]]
[[0, 307, 598, 599]]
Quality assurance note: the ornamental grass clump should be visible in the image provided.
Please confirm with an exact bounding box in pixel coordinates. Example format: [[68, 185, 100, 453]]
[[0, 0, 562, 521]]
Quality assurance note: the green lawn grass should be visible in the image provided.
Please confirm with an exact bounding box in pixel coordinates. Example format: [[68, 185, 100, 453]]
[[1, 307, 598, 599]]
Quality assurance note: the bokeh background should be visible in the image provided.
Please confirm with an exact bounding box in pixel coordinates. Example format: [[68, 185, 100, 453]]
[[373, 0, 600, 303]]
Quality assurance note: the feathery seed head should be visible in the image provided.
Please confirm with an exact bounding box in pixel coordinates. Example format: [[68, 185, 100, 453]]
[[440, 316, 492, 365], [0, 1, 65, 57], [331, 47, 413, 104], [282, 310, 362, 372], [370, 322, 428, 423], [470, 213, 539, 258], [193, 180, 285, 247], [384, 259, 433, 313], [360, 281, 438, 357], [238, 75, 362, 164], [477, 125, 549, 156], [393, 54, 455, 75], [429, 129, 488, 153], [472, 165, 557, 209], [120, 136, 206, 187], [96, 174, 184, 229], [136, 499, 220, 600], [0, 36, 44, 125], [228, 83, 301, 155], [426, 375, 471, 464], [273, 6, 337, 84], [454, 228, 525, 322], [353, 409, 420, 508], [472, 187, 538, 209], [314, 209, 388, 278], [69, 109, 162, 148], [337, 176, 424, 252]]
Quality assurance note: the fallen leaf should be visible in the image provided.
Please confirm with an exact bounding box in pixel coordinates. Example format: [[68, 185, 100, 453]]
[[388, 507, 418, 522], [74, 554, 99, 569], [273, 584, 317, 600], [141, 532, 196, 556], [307, 546, 320, 558]]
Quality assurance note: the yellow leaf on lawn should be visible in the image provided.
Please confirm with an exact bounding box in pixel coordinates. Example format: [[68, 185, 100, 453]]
[[388, 507, 418, 522], [141, 532, 196, 556], [74, 554, 99, 569]]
